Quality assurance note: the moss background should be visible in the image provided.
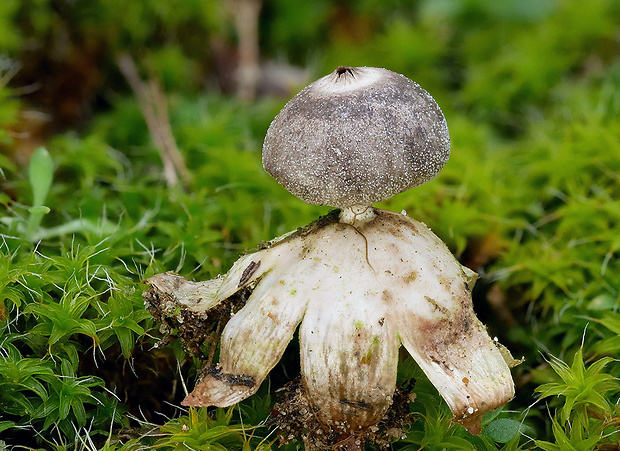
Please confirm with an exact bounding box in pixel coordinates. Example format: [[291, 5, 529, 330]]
[[1, 0, 619, 449]]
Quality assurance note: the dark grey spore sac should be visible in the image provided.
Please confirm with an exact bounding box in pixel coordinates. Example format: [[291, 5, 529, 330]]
[[262, 66, 450, 208]]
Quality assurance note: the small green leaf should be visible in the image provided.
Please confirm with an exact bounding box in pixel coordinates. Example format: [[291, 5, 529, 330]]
[[59, 359, 75, 378], [28, 147, 54, 208], [120, 317, 145, 335], [595, 335, 620, 354], [442, 436, 477, 449], [40, 398, 60, 429], [72, 398, 87, 427], [484, 418, 528, 443], [115, 327, 135, 358], [2, 391, 35, 415], [0, 191, 10, 206], [598, 315, 620, 335], [0, 421, 16, 434], [18, 378, 49, 401], [58, 387, 72, 420], [587, 293, 617, 311], [27, 205, 51, 215], [535, 440, 560, 451]]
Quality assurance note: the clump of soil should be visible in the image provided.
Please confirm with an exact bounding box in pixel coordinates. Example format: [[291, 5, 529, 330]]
[[270, 378, 414, 450], [143, 273, 251, 362]]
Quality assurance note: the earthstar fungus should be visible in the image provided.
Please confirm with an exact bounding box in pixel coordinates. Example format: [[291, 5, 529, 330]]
[[145, 66, 516, 448]]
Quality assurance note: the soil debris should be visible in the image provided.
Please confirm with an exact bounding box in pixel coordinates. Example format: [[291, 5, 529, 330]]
[[144, 273, 251, 363], [270, 377, 414, 450]]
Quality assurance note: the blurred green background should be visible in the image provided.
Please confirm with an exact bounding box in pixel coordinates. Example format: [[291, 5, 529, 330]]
[[1, 0, 620, 449]]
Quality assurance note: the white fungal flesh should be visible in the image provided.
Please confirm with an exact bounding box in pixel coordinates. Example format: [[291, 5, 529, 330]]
[[297, 218, 400, 429], [312, 67, 385, 94], [180, 209, 515, 434], [146, 273, 224, 314]]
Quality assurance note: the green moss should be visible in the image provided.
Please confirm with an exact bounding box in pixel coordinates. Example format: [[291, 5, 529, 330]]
[[1, 1, 619, 448]]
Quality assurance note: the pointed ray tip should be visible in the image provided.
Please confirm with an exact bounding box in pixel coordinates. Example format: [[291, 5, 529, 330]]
[[181, 372, 257, 407]]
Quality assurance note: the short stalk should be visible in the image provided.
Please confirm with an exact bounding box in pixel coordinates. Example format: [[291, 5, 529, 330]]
[[339, 205, 375, 225]]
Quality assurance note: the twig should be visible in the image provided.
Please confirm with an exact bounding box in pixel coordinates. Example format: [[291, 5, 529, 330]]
[[229, 0, 262, 100], [117, 54, 191, 187]]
